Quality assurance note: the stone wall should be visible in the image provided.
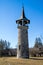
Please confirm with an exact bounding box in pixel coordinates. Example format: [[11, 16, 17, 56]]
[[17, 26, 29, 58]]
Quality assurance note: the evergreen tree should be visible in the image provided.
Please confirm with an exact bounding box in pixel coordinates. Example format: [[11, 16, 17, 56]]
[[34, 37, 42, 48]]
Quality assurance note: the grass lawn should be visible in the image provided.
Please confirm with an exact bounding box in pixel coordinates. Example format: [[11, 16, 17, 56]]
[[0, 57, 43, 65]]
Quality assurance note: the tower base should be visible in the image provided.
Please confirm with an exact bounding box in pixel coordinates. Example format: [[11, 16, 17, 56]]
[[17, 26, 29, 59]]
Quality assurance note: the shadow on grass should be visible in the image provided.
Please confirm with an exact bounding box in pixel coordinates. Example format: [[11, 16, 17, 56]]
[[30, 57, 43, 60]]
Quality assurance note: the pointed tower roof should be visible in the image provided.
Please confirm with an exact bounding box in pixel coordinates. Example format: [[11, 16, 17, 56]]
[[20, 6, 25, 19], [16, 6, 30, 24]]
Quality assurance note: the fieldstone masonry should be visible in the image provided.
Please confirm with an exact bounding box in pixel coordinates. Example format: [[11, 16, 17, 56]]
[[17, 26, 29, 58]]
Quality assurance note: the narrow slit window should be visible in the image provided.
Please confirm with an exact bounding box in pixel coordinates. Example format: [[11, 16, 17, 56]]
[[19, 45, 21, 50]]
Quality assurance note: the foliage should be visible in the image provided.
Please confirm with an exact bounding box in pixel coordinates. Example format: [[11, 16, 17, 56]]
[[30, 37, 43, 57], [34, 37, 42, 48], [0, 39, 10, 50]]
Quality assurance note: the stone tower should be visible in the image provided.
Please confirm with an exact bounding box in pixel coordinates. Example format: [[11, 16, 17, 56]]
[[16, 7, 30, 59]]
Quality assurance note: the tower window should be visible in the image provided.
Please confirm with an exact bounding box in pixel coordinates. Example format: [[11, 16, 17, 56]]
[[19, 45, 21, 50]]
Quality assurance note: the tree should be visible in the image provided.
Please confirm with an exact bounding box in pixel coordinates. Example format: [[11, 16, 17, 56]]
[[4, 40, 10, 49], [34, 37, 42, 48], [0, 39, 11, 57], [0, 39, 10, 50]]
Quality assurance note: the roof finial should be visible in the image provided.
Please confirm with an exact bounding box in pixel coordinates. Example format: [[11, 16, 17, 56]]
[[20, 1, 25, 19], [22, 0, 24, 8]]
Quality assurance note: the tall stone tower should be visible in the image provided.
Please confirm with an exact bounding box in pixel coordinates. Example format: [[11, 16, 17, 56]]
[[16, 7, 30, 59]]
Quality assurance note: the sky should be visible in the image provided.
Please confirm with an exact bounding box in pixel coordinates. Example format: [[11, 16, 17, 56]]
[[0, 0, 43, 48]]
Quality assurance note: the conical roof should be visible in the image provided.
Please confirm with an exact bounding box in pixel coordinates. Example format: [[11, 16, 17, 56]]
[[16, 7, 30, 24], [20, 6, 25, 19]]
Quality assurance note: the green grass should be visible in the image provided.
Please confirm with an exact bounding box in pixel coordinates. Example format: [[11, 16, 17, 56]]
[[0, 57, 43, 65]]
